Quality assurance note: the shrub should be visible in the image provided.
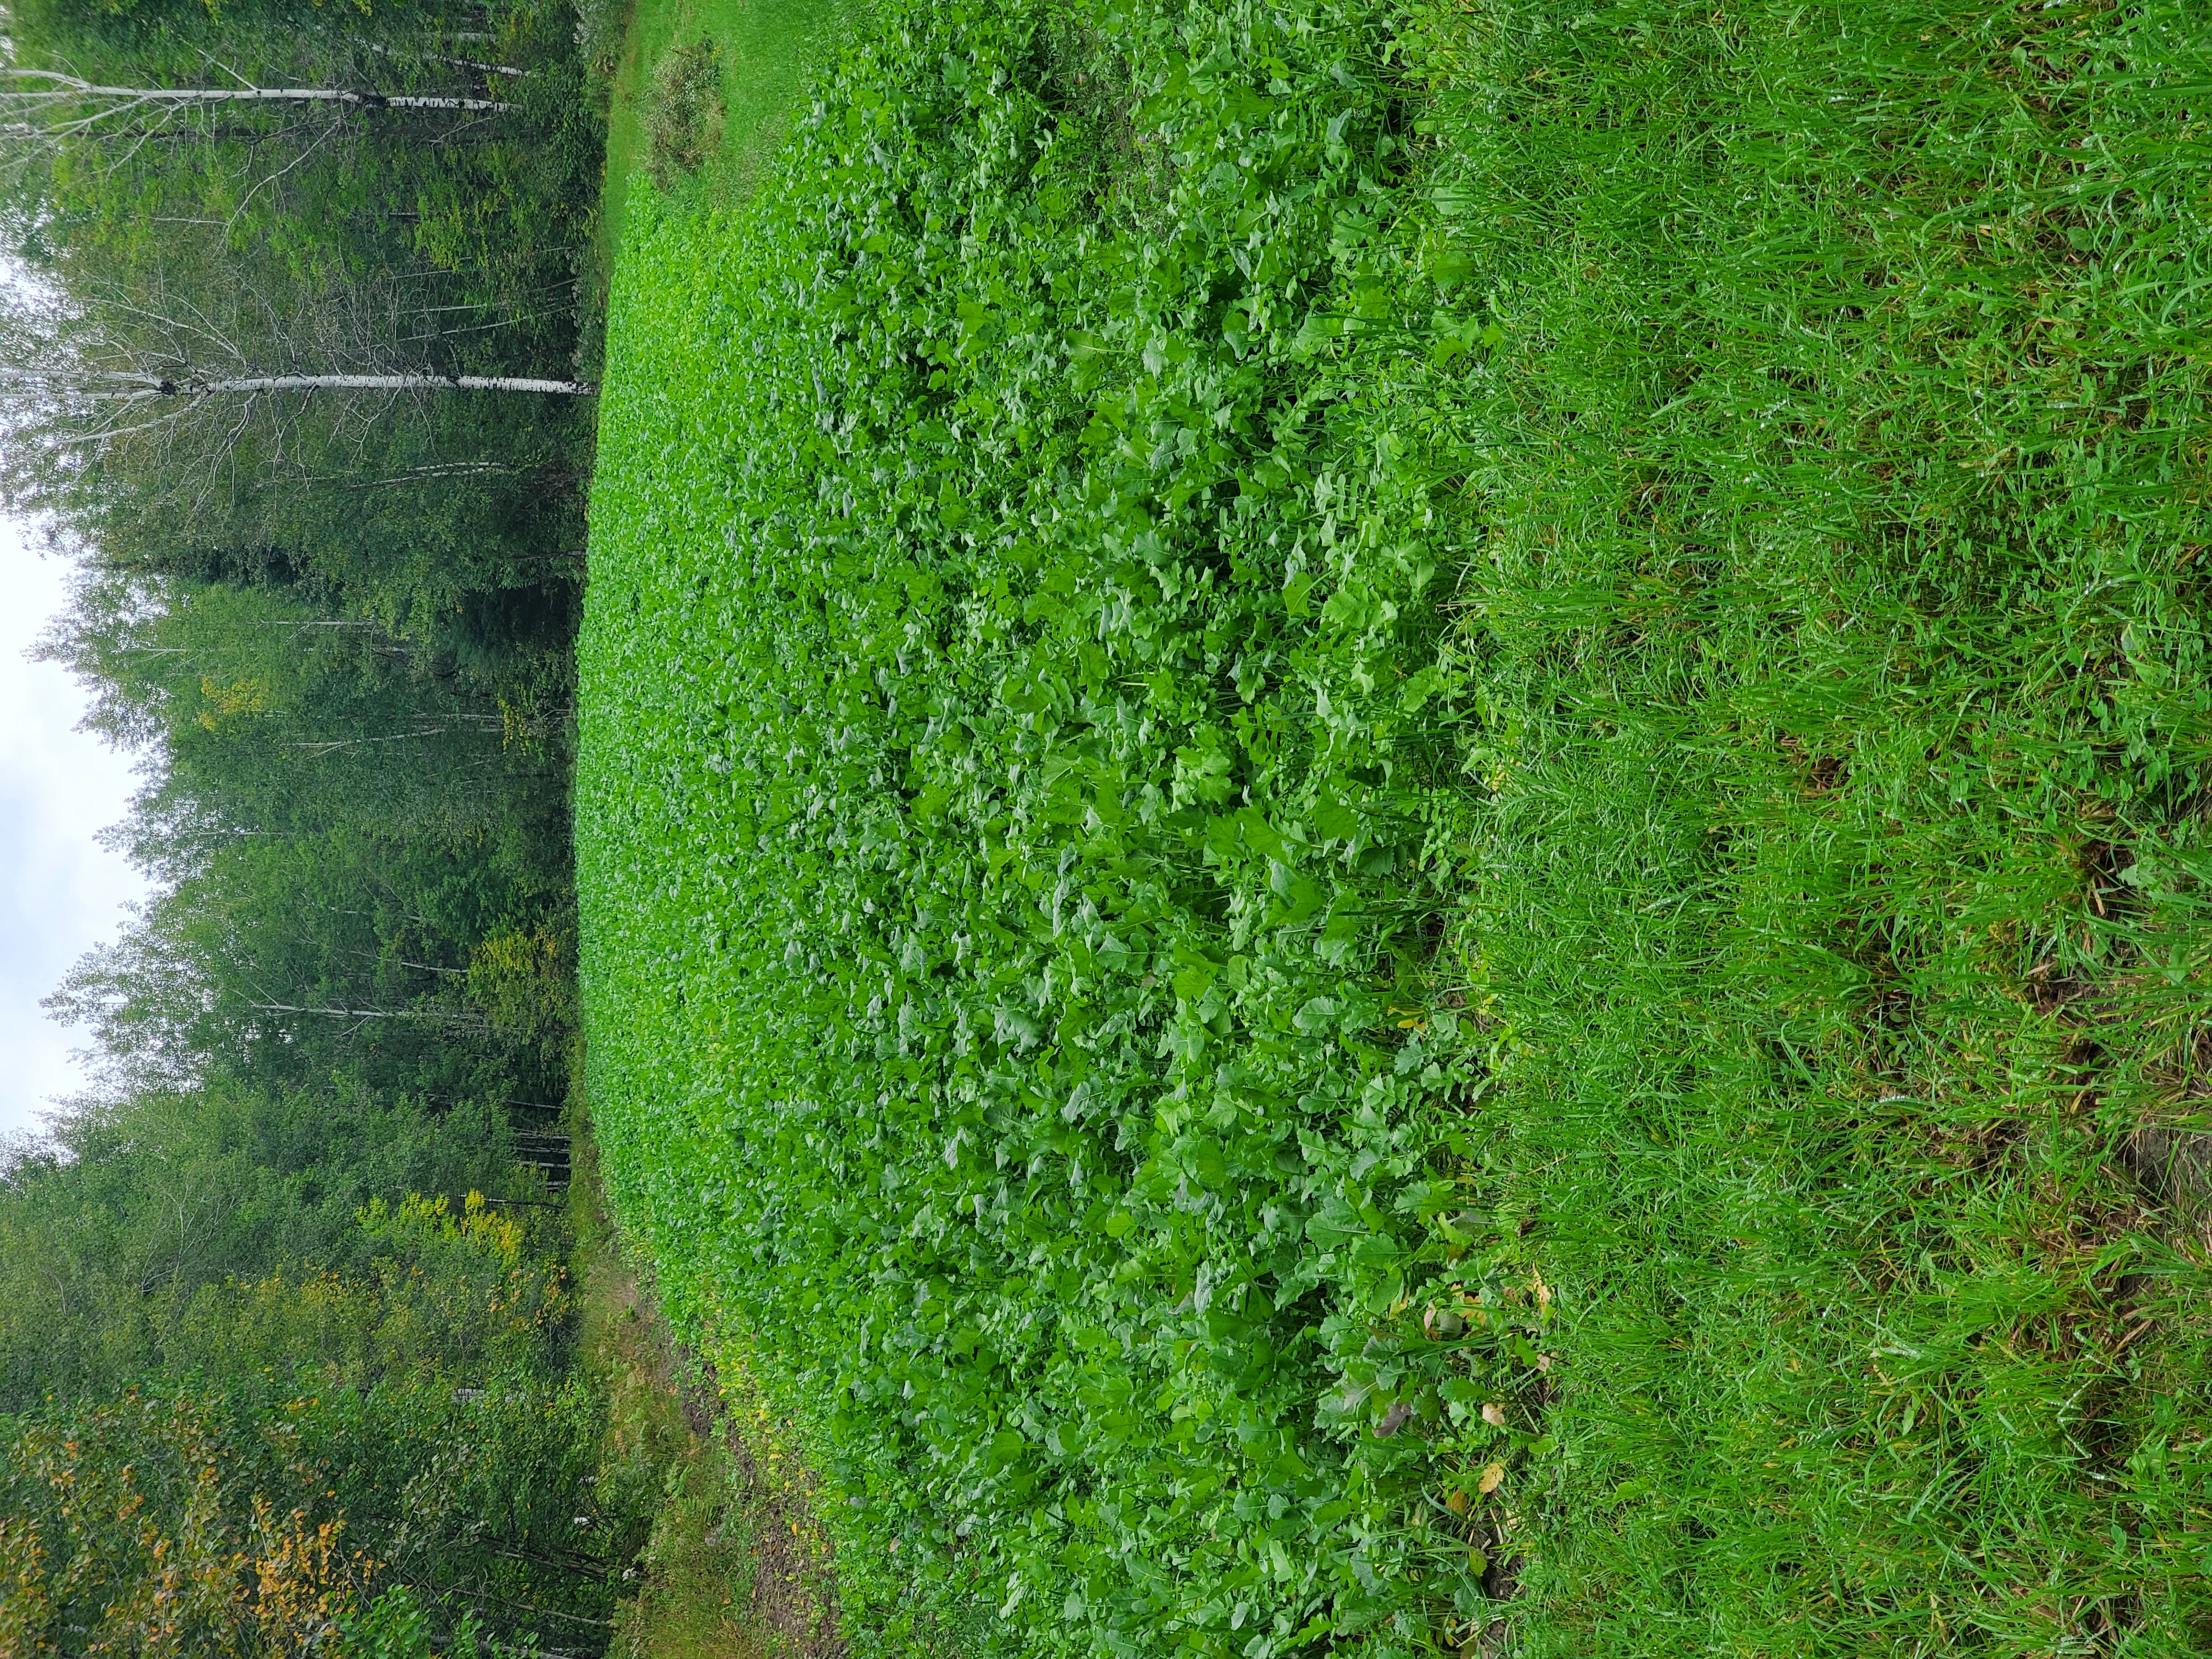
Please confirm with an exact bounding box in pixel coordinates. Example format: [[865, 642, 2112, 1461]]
[[641, 41, 723, 195]]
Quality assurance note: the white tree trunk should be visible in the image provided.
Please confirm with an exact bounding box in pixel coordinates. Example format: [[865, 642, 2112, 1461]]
[[250, 1000, 486, 1024], [365, 43, 529, 78], [0, 362, 595, 456], [176, 371, 594, 396], [1, 66, 515, 115]]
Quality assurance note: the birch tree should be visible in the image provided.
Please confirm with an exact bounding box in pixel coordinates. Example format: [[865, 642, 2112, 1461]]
[[8, 362, 596, 408], [0, 253, 592, 544], [0, 64, 518, 132]]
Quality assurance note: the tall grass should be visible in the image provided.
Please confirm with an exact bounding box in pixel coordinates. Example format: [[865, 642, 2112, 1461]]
[[1413, 0, 2212, 1648]]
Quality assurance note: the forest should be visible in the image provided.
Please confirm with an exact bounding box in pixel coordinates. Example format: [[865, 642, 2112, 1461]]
[[12, 0, 2212, 1654], [0, 0, 627, 1651]]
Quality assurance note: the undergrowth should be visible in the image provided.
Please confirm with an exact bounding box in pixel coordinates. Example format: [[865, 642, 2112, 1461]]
[[642, 40, 724, 194], [580, 0, 2212, 1652], [572, 1124, 764, 1657]]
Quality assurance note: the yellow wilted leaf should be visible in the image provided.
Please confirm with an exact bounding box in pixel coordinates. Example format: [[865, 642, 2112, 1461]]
[[1446, 1489, 1469, 1515], [1477, 1462, 1505, 1495], [1481, 1402, 1507, 1428], [197, 674, 271, 732]]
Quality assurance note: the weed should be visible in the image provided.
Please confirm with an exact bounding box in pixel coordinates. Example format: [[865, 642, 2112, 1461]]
[[641, 40, 724, 194]]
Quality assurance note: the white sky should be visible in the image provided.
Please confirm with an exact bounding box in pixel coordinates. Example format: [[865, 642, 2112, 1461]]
[[0, 517, 147, 1136]]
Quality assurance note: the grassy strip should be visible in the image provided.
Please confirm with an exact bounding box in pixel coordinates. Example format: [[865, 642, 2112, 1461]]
[[1419, 2, 2212, 1649], [590, 0, 855, 302], [580, 0, 2212, 1653], [577, 1115, 857, 1658], [571, 1128, 761, 1657], [687, 1316, 855, 1657]]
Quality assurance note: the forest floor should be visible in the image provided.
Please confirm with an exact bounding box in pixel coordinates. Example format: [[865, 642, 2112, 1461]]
[[575, 1113, 848, 1658], [578, 1, 2212, 1654]]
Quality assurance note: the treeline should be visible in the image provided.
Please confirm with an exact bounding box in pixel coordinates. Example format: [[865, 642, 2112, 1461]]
[[0, 0, 620, 1650], [0, 0, 598, 633]]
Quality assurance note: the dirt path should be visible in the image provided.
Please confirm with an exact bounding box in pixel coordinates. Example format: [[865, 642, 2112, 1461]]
[[688, 1358, 844, 1658]]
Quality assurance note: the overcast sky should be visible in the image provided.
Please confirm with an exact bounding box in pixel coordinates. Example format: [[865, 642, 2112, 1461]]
[[0, 517, 148, 1137]]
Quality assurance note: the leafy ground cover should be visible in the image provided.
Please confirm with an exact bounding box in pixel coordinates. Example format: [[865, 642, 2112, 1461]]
[[580, 0, 2212, 1653]]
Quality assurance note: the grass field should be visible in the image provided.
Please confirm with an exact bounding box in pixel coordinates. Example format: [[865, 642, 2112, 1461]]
[[579, 0, 2212, 1652], [588, 0, 853, 324]]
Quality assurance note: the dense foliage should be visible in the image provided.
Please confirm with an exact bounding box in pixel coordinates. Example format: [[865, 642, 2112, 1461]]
[[0, 0, 600, 644], [0, 1192, 618, 1656], [582, 2, 1525, 1651], [582, 0, 2212, 1654], [42, 575, 575, 1106], [0, 1083, 514, 1404], [0, 0, 620, 1651], [5, 0, 594, 1111]]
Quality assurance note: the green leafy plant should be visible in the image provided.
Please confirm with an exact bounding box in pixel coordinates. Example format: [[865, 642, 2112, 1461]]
[[583, 1, 1516, 1651], [582, 0, 2212, 1652]]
